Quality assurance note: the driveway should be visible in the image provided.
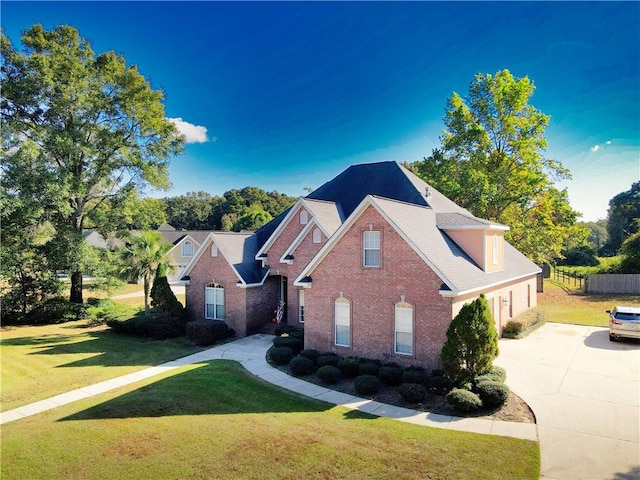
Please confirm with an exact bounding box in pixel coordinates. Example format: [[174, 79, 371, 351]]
[[496, 323, 640, 480]]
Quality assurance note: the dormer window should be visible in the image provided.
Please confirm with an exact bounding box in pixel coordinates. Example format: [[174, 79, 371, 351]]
[[182, 241, 194, 257], [299, 210, 309, 225], [492, 234, 498, 265], [211, 244, 218, 257], [312, 228, 322, 244], [363, 231, 381, 267]]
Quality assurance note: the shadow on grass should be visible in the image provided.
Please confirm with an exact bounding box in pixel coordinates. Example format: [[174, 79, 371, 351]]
[[0, 329, 203, 368], [60, 360, 331, 421]]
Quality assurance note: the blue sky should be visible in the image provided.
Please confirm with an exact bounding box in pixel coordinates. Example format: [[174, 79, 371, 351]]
[[3, 1, 639, 221]]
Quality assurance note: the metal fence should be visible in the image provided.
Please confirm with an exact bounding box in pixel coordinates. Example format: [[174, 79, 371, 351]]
[[585, 274, 640, 294]]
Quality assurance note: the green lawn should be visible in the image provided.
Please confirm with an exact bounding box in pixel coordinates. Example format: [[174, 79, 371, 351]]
[[1, 361, 540, 480], [0, 320, 206, 412], [538, 278, 640, 327]]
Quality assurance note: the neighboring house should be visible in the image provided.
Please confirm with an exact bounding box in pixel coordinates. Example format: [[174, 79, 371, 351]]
[[182, 161, 540, 369], [157, 224, 212, 283]]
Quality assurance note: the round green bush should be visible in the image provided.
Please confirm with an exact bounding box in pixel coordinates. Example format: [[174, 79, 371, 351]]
[[359, 361, 380, 376], [378, 365, 404, 386], [337, 357, 360, 378], [445, 388, 483, 412], [490, 366, 507, 382], [273, 336, 303, 354], [429, 375, 451, 395], [299, 349, 320, 362], [316, 365, 341, 384], [270, 346, 294, 366], [354, 375, 381, 395], [402, 369, 429, 385], [474, 366, 507, 385], [475, 381, 510, 408], [289, 356, 316, 377], [317, 354, 340, 368], [398, 383, 427, 403]]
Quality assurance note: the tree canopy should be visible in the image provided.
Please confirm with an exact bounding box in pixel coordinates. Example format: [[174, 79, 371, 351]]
[[604, 181, 640, 254], [1, 24, 184, 303], [413, 69, 585, 263]]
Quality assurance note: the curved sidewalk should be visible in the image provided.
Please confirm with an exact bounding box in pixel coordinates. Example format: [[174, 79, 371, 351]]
[[0, 334, 537, 441]]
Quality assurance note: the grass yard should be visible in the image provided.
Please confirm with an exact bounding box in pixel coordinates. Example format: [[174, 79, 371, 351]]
[[0, 320, 207, 412], [537, 278, 640, 327], [1, 361, 540, 480]]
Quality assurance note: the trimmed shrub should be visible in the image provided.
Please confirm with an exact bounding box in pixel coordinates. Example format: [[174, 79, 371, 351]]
[[441, 294, 498, 387], [402, 369, 429, 386], [383, 362, 401, 368], [503, 320, 524, 336], [355, 375, 381, 395], [29, 297, 87, 324], [299, 349, 320, 362], [475, 381, 510, 408], [185, 320, 233, 346], [378, 365, 404, 386], [429, 375, 451, 395], [317, 365, 341, 384], [273, 336, 303, 354], [359, 361, 380, 376], [289, 356, 316, 376], [270, 346, 294, 366], [490, 366, 507, 382], [317, 354, 340, 368], [398, 383, 427, 403], [337, 357, 360, 378], [275, 325, 304, 339], [431, 368, 445, 378], [446, 388, 483, 412]]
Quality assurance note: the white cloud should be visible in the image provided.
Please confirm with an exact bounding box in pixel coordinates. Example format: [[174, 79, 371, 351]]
[[167, 117, 209, 143], [606, 140, 612, 145], [591, 144, 600, 152]]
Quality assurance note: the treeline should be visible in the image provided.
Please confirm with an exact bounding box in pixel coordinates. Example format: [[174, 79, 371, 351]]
[[162, 187, 297, 231]]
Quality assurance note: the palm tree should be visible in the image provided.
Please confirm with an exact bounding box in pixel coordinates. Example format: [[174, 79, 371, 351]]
[[120, 231, 172, 315]]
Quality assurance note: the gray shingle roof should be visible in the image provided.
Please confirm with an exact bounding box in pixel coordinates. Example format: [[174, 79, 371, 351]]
[[159, 230, 212, 247], [213, 232, 269, 284], [370, 196, 539, 293], [302, 198, 344, 235]]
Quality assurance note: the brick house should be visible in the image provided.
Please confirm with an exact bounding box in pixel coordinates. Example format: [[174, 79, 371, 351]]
[[182, 161, 540, 369], [157, 224, 212, 283]]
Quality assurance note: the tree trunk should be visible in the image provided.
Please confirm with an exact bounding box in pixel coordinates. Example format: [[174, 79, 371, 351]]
[[70, 271, 83, 304], [144, 275, 151, 315]]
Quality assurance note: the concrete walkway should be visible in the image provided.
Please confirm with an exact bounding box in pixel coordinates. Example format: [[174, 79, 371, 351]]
[[0, 334, 536, 441], [496, 323, 640, 480]]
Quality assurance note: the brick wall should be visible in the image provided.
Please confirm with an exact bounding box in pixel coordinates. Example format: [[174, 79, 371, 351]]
[[246, 276, 280, 334], [185, 240, 248, 336], [303, 205, 453, 370]]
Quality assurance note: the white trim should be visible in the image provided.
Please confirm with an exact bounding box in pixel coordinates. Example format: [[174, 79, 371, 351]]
[[167, 234, 200, 258], [237, 269, 271, 289], [254, 198, 306, 260], [294, 195, 457, 291], [181, 232, 248, 287], [438, 270, 541, 298], [439, 224, 509, 231], [278, 218, 330, 264]]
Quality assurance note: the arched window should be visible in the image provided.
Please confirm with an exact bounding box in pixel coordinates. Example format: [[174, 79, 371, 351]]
[[205, 284, 225, 320], [211, 244, 218, 257], [312, 228, 322, 244], [182, 241, 194, 257], [299, 210, 309, 225], [334, 296, 350, 346], [394, 301, 413, 355]]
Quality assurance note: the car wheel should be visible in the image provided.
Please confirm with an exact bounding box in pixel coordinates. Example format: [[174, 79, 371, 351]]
[[609, 333, 616, 341]]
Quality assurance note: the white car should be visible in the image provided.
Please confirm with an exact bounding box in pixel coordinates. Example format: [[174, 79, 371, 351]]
[[607, 306, 640, 341]]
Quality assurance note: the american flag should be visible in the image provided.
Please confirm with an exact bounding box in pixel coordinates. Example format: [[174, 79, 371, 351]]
[[276, 299, 285, 324]]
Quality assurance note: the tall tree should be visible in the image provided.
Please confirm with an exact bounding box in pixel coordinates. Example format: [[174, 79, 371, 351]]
[[1, 25, 183, 304], [120, 231, 172, 315], [164, 191, 214, 230], [414, 69, 584, 263], [605, 181, 640, 253]]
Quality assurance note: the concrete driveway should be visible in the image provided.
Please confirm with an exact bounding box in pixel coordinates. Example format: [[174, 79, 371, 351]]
[[496, 323, 640, 480]]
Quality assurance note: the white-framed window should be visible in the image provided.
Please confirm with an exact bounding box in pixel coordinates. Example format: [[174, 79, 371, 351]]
[[299, 210, 309, 225], [205, 284, 225, 320], [334, 296, 350, 346], [312, 228, 321, 244], [394, 301, 413, 355], [182, 241, 194, 257], [298, 289, 305, 323], [492, 234, 498, 265], [363, 230, 381, 267], [211, 244, 218, 257]]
